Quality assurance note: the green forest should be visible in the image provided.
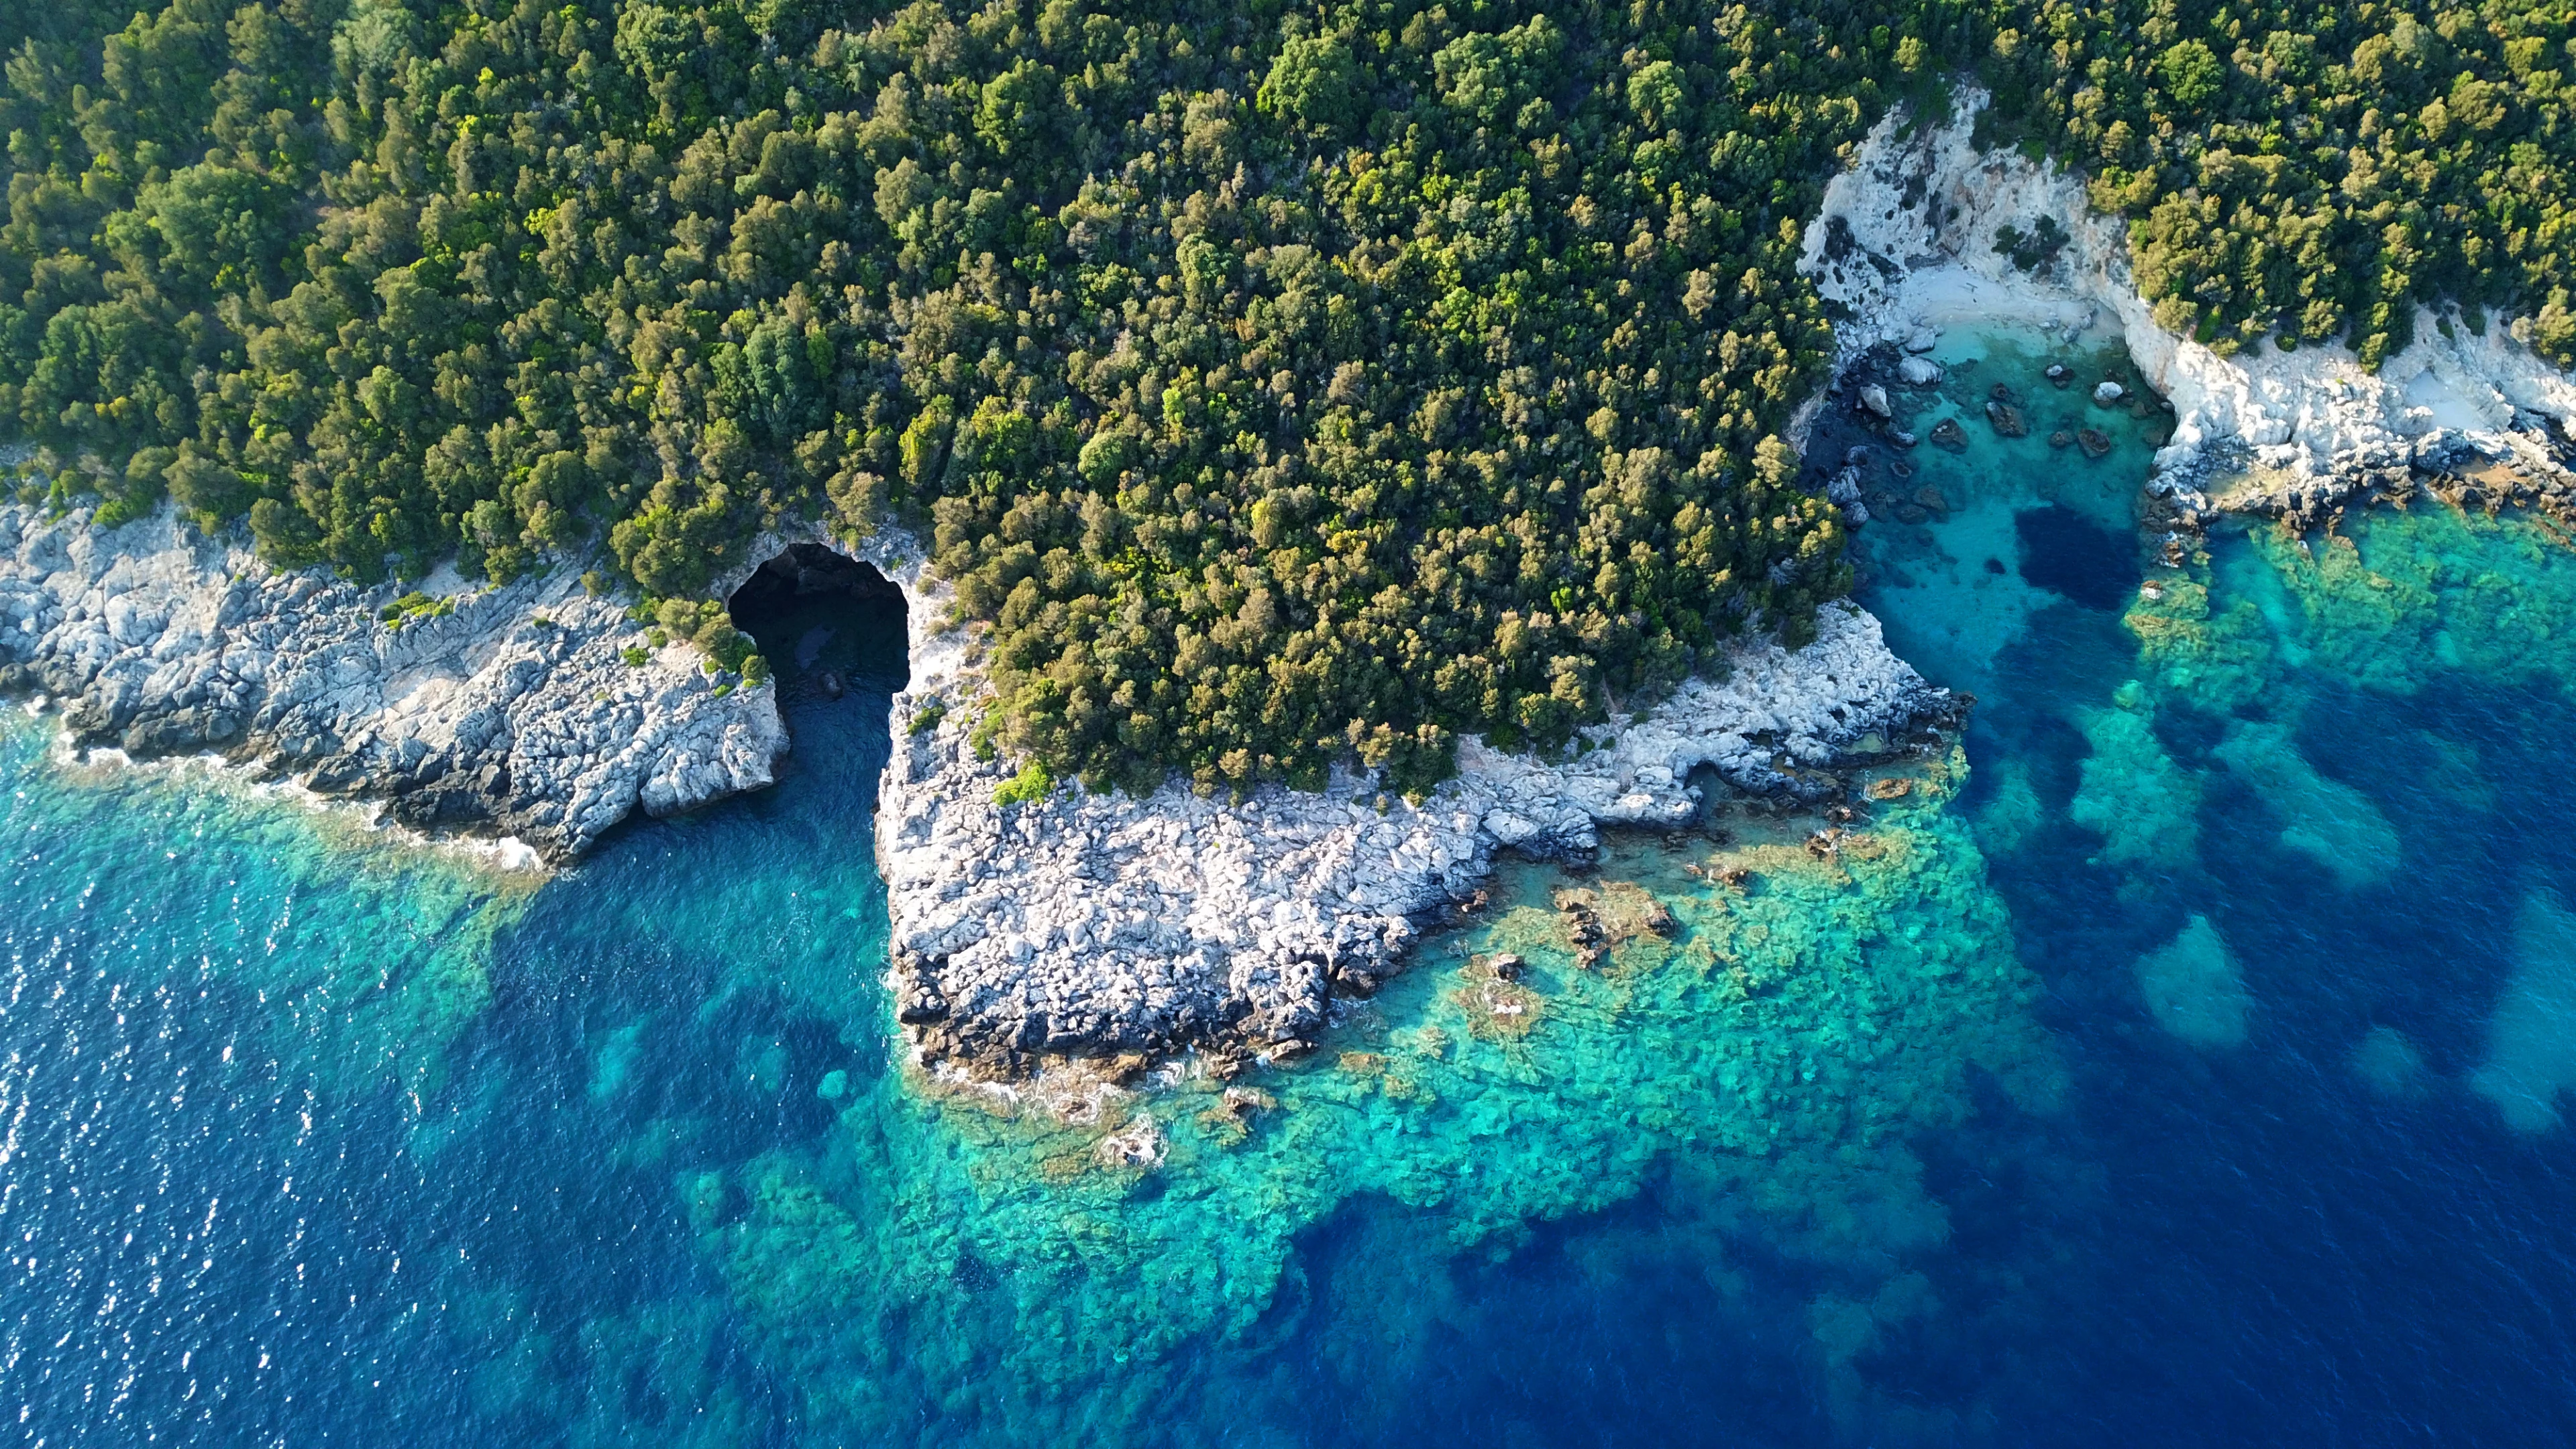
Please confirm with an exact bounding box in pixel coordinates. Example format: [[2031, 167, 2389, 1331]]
[[1, 0, 2567, 796]]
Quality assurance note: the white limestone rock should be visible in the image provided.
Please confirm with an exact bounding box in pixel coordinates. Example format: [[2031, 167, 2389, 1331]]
[[1796, 89, 2576, 519], [0, 503, 784, 859], [867, 551, 1957, 1071]]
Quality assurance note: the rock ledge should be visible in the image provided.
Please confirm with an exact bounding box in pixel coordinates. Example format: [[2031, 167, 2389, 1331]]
[[0, 502, 786, 860]]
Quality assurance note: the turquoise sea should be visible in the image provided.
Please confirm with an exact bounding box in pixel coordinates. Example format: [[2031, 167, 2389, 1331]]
[[10, 327, 2576, 1445]]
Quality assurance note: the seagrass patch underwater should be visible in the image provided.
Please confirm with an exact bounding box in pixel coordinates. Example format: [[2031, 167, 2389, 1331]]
[[14, 329, 2576, 1446]]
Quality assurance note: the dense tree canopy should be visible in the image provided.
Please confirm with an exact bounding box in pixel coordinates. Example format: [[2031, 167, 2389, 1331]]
[[0, 0, 2567, 796], [1978, 0, 2576, 370]]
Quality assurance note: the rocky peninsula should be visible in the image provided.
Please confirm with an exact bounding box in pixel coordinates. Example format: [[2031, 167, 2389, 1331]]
[[873, 584, 1957, 1079]]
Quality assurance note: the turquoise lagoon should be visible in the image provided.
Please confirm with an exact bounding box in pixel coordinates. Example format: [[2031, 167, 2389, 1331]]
[[10, 328, 2576, 1444]]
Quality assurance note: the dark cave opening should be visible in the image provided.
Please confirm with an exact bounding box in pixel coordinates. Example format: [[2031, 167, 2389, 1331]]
[[725, 543, 910, 706]]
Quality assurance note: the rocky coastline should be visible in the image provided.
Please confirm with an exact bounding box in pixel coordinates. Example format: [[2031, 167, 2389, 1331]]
[[1796, 91, 2576, 532], [872, 588, 1960, 1081], [0, 487, 1968, 1081], [25, 91, 2570, 1091], [0, 502, 786, 861]]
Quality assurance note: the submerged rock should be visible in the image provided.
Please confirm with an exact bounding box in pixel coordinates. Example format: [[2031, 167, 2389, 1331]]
[[1930, 417, 1968, 451], [1985, 399, 2029, 437]]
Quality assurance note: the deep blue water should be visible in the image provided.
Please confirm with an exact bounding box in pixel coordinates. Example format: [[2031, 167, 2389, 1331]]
[[7, 325, 2576, 1446]]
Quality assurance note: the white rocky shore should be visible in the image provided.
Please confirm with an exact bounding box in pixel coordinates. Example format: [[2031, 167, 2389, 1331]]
[[852, 535, 1955, 1073], [0, 489, 1959, 1073], [0, 502, 785, 860], [1797, 91, 2576, 521]]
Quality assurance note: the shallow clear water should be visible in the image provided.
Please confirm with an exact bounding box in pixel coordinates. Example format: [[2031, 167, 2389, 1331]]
[[9, 327, 2576, 1445]]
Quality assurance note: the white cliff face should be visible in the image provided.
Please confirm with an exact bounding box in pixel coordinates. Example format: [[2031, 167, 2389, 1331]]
[[1799, 91, 2576, 515], [0, 503, 785, 859], [864, 557, 1954, 1069]]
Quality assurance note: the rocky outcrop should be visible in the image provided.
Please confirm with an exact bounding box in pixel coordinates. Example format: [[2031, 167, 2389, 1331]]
[[1798, 91, 2576, 525], [0, 503, 785, 859], [871, 577, 1957, 1075]]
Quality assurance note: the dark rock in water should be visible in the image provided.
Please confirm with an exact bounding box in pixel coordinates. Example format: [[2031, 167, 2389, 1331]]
[[2077, 427, 2113, 459], [1844, 444, 1872, 466], [818, 669, 846, 699], [2015, 504, 2140, 610], [1990, 383, 2015, 402], [1892, 460, 1915, 480], [305, 753, 374, 794], [2046, 362, 2072, 384], [1892, 429, 1919, 448], [1897, 504, 1930, 525], [1914, 485, 1950, 513], [1986, 399, 2029, 437], [2049, 430, 2074, 449], [1931, 417, 1968, 451]]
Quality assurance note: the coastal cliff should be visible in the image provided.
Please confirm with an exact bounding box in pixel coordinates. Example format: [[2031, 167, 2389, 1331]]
[[1797, 93, 2576, 527], [0, 502, 785, 860]]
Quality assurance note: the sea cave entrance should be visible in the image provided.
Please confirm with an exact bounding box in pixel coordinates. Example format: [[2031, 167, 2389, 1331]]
[[726, 543, 911, 711]]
